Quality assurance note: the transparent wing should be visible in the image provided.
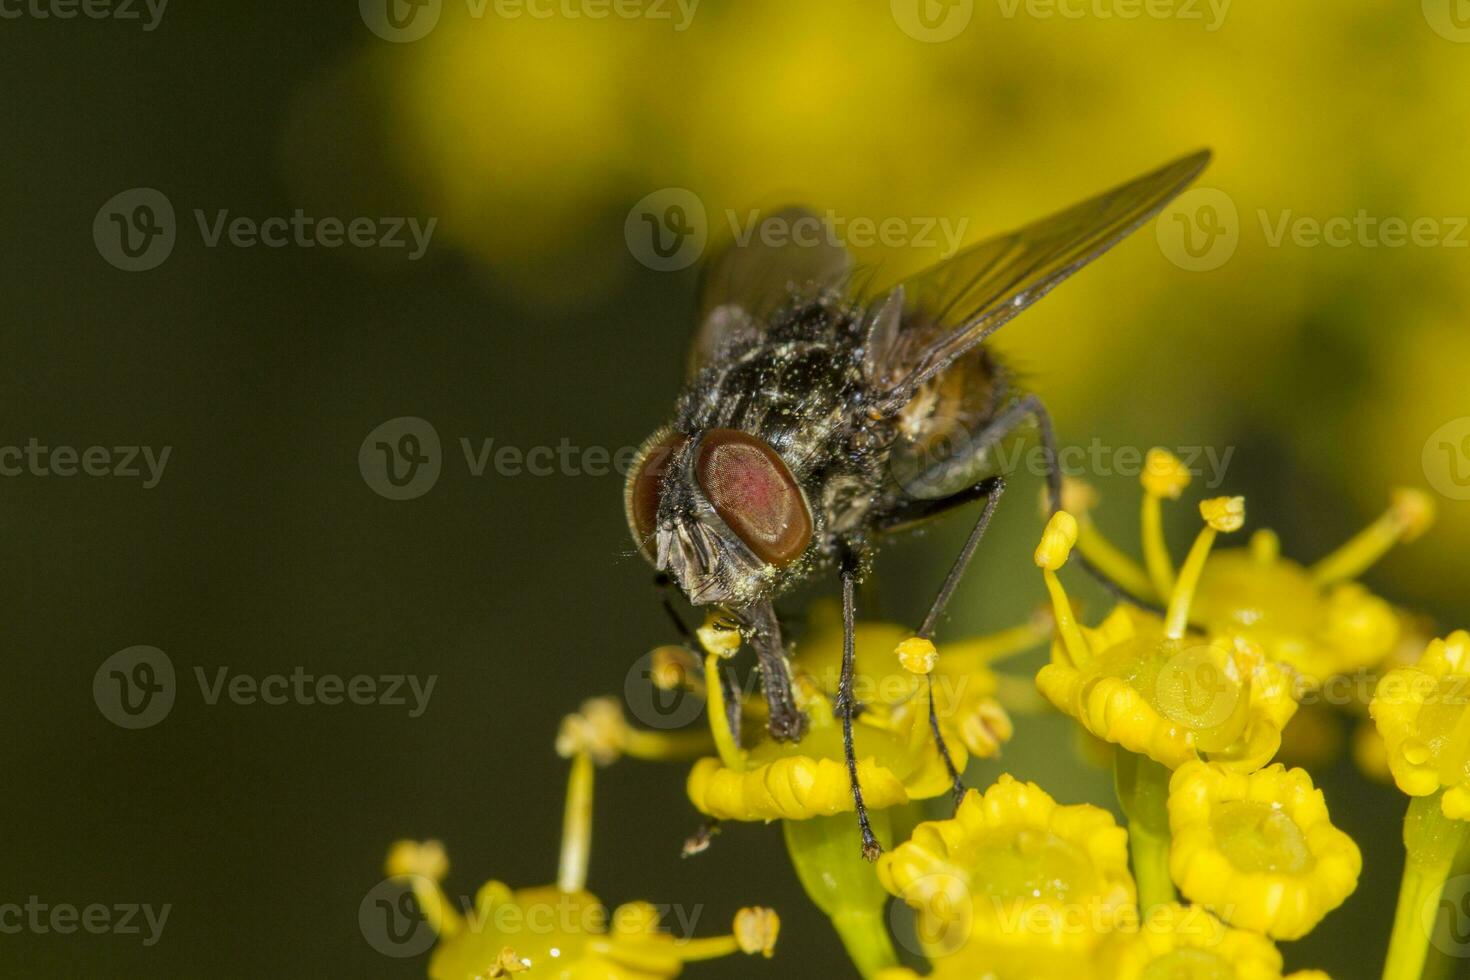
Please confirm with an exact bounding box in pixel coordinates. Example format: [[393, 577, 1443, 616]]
[[687, 207, 853, 377], [866, 150, 1211, 410]]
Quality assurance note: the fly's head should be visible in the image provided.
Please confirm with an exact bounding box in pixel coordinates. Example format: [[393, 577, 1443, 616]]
[[625, 427, 815, 607]]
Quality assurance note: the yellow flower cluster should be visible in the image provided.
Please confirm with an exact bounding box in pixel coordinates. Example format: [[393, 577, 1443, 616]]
[[1370, 631, 1470, 820], [1065, 451, 1431, 686], [876, 776, 1340, 980], [685, 609, 1043, 823], [1035, 502, 1298, 772]]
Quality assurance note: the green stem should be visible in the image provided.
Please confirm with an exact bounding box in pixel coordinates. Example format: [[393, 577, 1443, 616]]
[[783, 812, 900, 979], [1114, 751, 1177, 911], [1383, 793, 1470, 980]]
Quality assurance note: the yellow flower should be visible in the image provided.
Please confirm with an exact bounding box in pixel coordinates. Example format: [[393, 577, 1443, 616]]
[[875, 946, 1099, 980], [684, 687, 958, 822], [1101, 904, 1283, 980], [790, 602, 1044, 760], [1370, 631, 1470, 819], [1065, 459, 1432, 684], [1035, 507, 1298, 771], [1167, 761, 1362, 940], [877, 775, 1135, 961], [385, 748, 779, 980], [686, 628, 966, 822]]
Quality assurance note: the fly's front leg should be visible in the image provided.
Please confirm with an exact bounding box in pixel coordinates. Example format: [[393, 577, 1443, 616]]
[[735, 600, 809, 743], [838, 547, 882, 861]]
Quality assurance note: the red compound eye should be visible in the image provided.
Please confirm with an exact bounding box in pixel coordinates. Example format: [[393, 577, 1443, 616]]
[[625, 431, 687, 561], [694, 429, 812, 566]]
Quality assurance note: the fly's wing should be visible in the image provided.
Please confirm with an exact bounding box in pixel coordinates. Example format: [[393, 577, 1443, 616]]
[[688, 207, 854, 377], [864, 150, 1211, 413]]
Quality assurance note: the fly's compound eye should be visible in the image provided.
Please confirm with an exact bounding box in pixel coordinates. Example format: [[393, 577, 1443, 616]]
[[626, 431, 688, 560], [694, 429, 813, 566]]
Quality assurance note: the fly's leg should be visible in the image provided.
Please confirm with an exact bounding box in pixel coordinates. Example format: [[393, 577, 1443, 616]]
[[880, 394, 1165, 613], [912, 475, 1006, 810], [737, 601, 809, 743], [838, 549, 883, 862]]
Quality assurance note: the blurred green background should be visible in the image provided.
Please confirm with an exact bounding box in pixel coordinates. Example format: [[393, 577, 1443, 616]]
[[2, 1, 1467, 976]]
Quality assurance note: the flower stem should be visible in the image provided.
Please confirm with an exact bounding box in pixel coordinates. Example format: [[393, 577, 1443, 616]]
[[1114, 750, 1177, 911], [783, 812, 899, 979], [1382, 793, 1470, 980]]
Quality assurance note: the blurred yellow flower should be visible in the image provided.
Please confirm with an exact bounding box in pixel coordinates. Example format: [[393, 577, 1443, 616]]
[[1100, 903, 1284, 980], [1035, 506, 1298, 771], [877, 775, 1135, 960], [1167, 761, 1362, 940], [875, 946, 1099, 980], [1370, 631, 1470, 819], [386, 747, 779, 979]]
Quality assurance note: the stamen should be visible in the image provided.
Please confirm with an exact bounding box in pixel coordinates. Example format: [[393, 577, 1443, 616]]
[[555, 697, 712, 764], [1141, 449, 1191, 598], [1310, 488, 1436, 586], [1035, 512, 1092, 668], [704, 651, 746, 771], [1250, 528, 1280, 565], [385, 840, 462, 939], [556, 751, 594, 894], [697, 613, 743, 658], [673, 907, 781, 962], [1165, 497, 1244, 639], [650, 645, 706, 697]]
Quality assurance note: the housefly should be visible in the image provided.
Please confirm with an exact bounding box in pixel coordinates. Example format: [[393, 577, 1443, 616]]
[[625, 151, 1211, 858]]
